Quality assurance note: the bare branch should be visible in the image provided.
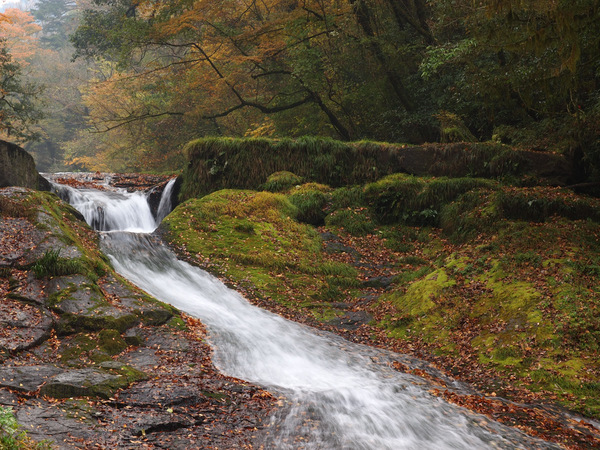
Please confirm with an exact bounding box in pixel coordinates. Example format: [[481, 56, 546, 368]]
[[202, 95, 313, 119], [89, 111, 184, 133]]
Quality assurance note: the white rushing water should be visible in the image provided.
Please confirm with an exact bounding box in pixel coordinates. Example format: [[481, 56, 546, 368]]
[[155, 178, 177, 224], [57, 181, 560, 450]]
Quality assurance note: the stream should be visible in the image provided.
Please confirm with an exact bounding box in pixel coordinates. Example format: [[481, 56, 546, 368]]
[[52, 178, 561, 450]]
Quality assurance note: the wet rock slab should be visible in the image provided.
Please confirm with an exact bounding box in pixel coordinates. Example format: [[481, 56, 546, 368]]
[[0, 365, 63, 392], [0, 389, 18, 406], [0, 299, 54, 352], [137, 328, 190, 352], [327, 311, 373, 331], [40, 368, 125, 399], [16, 399, 100, 447], [0, 217, 45, 266], [121, 347, 162, 371], [119, 383, 201, 407], [11, 272, 48, 305]]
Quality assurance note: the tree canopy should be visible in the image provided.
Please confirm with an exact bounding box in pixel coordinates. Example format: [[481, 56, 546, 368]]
[[1, 0, 598, 177], [0, 11, 43, 141]]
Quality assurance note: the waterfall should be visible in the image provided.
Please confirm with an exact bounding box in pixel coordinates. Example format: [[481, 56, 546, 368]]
[[51, 178, 176, 232], [56, 181, 559, 450], [155, 178, 177, 224]]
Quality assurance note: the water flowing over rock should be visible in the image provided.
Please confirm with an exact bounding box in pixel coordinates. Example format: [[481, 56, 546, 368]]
[[50, 177, 560, 449], [4, 174, 598, 448], [0, 183, 274, 448]]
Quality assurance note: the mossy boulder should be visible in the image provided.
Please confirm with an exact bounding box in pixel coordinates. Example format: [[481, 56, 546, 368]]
[[98, 329, 128, 355], [161, 189, 358, 318], [324, 208, 375, 236], [261, 171, 303, 192], [40, 368, 130, 399], [288, 184, 330, 225]]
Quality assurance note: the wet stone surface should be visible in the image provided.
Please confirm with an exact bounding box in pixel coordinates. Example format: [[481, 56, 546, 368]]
[[0, 365, 63, 393], [0, 299, 54, 352], [326, 311, 373, 330], [40, 368, 124, 399]]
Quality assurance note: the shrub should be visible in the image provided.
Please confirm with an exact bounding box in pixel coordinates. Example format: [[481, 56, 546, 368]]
[[439, 191, 499, 242], [0, 406, 49, 449], [496, 188, 600, 223], [262, 171, 303, 192], [329, 186, 366, 210], [365, 175, 494, 226], [288, 189, 328, 225], [364, 174, 424, 224]]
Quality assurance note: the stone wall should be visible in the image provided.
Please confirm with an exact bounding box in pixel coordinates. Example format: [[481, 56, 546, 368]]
[[179, 137, 573, 200]]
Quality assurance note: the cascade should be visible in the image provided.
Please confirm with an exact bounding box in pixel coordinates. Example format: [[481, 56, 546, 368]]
[[155, 178, 177, 224], [56, 179, 559, 450]]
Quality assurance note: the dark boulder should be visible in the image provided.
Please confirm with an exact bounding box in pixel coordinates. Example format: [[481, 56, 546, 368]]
[[0, 140, 49, 190]]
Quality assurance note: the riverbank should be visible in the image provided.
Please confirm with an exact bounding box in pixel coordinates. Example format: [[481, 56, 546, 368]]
[[160, 173, 600, 448]]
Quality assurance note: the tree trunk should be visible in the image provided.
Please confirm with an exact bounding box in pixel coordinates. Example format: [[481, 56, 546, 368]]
[[349, 0, 415, 113], [387, 0, 435, 45]]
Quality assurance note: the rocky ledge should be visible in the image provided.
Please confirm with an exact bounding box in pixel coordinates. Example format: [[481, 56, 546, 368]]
[[0, 186, 275, 449]]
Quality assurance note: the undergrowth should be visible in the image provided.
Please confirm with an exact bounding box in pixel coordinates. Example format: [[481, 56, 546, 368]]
[[0, 406, 50, 449]]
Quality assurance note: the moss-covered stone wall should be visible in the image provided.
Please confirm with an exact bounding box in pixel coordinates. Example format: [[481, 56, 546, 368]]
[[179, 137, 572, 201]]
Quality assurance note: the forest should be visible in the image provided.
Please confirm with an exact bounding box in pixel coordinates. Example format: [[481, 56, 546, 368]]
[[0, 0, 598, 179]]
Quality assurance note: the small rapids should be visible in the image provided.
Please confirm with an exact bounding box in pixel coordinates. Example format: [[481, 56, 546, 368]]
[[55, 180, 560, 450]]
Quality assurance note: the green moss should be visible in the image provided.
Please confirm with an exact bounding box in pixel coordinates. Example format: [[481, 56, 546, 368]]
[[57, 312, 139, 335], [100, 361, 148, 384], [262, 171, 303, 192], [530, 368, 600, 417], [393, 266, 434, 285], [233, 220, 255, 234], [162, 189, 358, 315], [400, 256, 429, 266], [60, 334, 101, 363], [385, 269, 455, 317], [179, 138, 554, 201], [98, 330, 128, 355], [137, 308, 174, 326], [325, 207, 376, 236], [492, 345, 523, 366], [168, 316, 188, 331], [288, 187, 328, 225], [483, 280, 541, 319]]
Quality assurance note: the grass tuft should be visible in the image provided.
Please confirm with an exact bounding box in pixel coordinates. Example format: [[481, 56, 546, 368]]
[[31, 250, 85, 279]]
